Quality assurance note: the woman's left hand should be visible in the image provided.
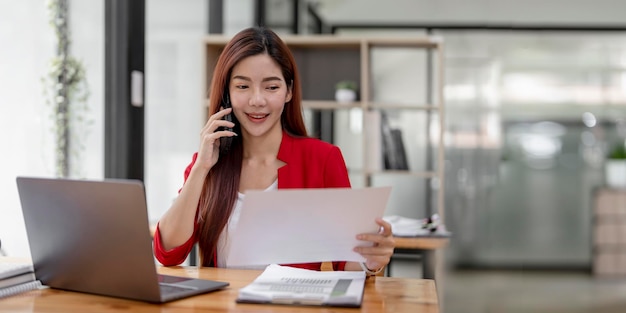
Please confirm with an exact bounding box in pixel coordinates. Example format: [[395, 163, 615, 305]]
[[354, 218, 395, 272]]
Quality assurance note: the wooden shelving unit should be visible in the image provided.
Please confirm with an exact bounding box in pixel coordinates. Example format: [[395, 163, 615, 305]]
[[202, 34, 446, 222], [593, 188, 626, 276]]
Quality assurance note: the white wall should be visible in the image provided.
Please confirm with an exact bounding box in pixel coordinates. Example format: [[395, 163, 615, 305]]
[[0, 0, 53, 258], [224, 0, 254, 35], [70, 1, 104, 179], [145, 0, 208, 222], [0, 0, 104, 258]]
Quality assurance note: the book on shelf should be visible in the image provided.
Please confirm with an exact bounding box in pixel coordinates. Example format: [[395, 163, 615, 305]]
[[0, 262, 42, 299], [380, 112, 409, 171]]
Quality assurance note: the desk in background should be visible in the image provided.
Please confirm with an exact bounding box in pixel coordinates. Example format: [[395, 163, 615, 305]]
[[150, 225, 451, 276], [389, 235, 450, 280], [0, 259, 439, 313]]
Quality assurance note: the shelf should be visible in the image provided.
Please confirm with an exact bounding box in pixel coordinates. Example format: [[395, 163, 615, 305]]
[[303, 100, 362, 110], [204, 99, 365, 110], [365, 170, 439, 178], [205, 99, 440, 111], [369, 103, 440, 111], [203, 35, 442, 49], [203, 34, 445, 223], [347, 169, 438, 179], [304, 100, 443, 111], [367, 37, 442, 49]]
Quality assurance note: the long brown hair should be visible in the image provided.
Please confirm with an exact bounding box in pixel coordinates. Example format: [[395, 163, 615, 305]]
[[198, 27, 308, 266]]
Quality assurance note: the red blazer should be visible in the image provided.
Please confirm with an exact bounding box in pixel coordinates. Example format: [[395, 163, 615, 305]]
[[154, 131, 351, 271]]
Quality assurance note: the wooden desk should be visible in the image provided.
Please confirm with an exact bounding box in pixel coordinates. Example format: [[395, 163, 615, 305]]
[[391, 236, 450, 280], [0, 264, 439, 312]]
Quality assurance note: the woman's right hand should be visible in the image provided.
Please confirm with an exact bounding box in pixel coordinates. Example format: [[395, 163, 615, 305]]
[[194, 108, 236, 172]]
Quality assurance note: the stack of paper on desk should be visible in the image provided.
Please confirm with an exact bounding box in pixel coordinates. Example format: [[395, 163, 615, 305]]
[[237, 264, 366, 307], [383, 215, 451, 237], [383, 215, 430, 236], [0, 262, 43, 299]]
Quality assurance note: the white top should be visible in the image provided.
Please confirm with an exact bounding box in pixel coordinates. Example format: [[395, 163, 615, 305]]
[[216, 179, 278, 269]]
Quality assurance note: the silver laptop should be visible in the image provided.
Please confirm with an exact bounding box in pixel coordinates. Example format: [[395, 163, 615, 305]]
[[16, 176, 229, 303]]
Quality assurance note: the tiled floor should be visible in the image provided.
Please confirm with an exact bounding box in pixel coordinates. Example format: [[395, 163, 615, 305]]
[[390, 259, 626, 313]]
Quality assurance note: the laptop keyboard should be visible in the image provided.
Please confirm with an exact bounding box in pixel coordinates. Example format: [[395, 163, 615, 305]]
[[160, 283, 193, 295]]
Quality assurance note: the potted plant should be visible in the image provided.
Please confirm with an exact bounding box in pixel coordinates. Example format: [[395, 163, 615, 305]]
[[42, 0, 91, 178], [335, 80, 358, 103], [605, 142, 626, 188]]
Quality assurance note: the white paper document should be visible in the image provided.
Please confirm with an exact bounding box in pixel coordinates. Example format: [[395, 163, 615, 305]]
[[237, 264, 366, 307], [225, 186, 392, 267], [383, 215, 452, 237]]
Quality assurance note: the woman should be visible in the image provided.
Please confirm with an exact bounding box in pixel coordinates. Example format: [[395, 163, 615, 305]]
[[154, 27, 395, 274]]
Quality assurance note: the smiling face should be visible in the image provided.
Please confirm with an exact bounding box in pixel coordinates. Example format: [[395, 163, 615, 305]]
[[228, 53, 292, 141]]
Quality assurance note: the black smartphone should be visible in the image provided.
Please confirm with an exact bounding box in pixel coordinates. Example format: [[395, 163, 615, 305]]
[[218, 91, 234, 153]]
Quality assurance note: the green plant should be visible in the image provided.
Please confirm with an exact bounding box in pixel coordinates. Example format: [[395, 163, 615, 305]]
[[608, 143, 626, 159], [335, 80, 357, 91], [41, 0, 91, 178]]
